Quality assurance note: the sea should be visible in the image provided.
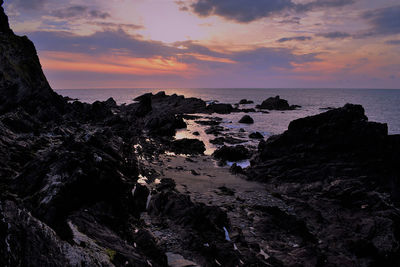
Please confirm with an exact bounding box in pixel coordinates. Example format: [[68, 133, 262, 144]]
[[56, 88, 400, 134]]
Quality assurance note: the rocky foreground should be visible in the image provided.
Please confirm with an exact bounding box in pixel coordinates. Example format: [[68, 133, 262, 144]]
[[1, 2, 400, 266]]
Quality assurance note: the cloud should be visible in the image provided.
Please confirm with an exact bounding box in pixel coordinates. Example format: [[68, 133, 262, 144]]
[[28, 30, 178, 58], [190, 0, 295, 23], [297, 0, 356, 12], [88, 22, 144, 31], [277, 36, 312, 42], [316, 31, 351, 39], [51, 5, 110, 19], [362, 5, 400, 35], [7, 0, 47, 10], [386, 40, 400, 45], [28, 29, 320, 78], [186, 0, 355, 23]]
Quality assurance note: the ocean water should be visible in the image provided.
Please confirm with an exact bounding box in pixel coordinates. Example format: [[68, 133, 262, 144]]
[[56, 88, 400, 136]]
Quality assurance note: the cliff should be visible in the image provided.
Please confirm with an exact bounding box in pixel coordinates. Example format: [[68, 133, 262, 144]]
[[0, 0, 65, 119]]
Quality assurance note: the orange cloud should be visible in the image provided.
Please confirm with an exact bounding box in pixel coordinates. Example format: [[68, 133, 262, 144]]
[[39, 51, 192, 76]]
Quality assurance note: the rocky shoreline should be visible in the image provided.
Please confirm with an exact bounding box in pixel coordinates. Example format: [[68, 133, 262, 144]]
[[1, 2, 400, 266]]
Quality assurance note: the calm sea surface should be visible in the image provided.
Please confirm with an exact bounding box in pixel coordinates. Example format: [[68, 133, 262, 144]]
[[56, 88, 400, 135]]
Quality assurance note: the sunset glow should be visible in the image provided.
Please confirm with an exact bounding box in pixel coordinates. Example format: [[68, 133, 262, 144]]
[[4, 0, 400, 89]]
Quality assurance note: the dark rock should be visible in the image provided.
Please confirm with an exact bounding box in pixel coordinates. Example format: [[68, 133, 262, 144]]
[[145, 114, 186, 136], [239, 115, 254, 124], [210, 136, 246, 145], [230, 163, 243, 174], [239, 99, 254, 105], [213, 145, 251, 161], [249, 132, 263, 139], [245, 104, 400, 266], [104, 97, 117, 108], [190, 169, 200, 176], [156, 178, 176, 191], [170, 138, 205, 155], [195, 120, 221, 126], [134, 93, 152, 117], [205, 125, 225, 136], [0, 4, 66, 119], [192, 131, 200, 136], [217, 186, 235, 196], [206, 103, 233, 114], [0, 0, 11, 34], [256, 95, 297, 110]]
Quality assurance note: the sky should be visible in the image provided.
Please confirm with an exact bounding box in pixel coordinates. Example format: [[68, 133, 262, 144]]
[[4, 0, 400, 89]]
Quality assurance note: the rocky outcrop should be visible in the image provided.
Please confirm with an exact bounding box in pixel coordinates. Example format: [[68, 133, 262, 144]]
[[239, 99, 254, 105], [213, 145, 251, 161], [170, 138, 205, 155], [238, 115, 254, 124], [0, 1, 65, 119], [256, 95, 298, 110], [246, 104, 400, 265]]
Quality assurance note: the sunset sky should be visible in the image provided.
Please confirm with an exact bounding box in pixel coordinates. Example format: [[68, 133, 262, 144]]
[[4, 0, 400, 89]]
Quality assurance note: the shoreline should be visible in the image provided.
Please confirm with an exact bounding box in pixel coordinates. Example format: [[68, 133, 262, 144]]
[[1, 2, 400, 266]]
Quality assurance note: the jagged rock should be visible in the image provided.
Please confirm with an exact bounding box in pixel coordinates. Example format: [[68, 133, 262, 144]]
[[210, 136, 246, 145], [213, 145, 251, 161], [256, 96, 297, 110], [206, 103, 233, 114], [0, 1, 66, 119], [239, 115, 254, 124], [239, 99, 254, 105], [170, 138, 205, 155], [249, 132, 263, 139], [246, 104, 400, 266]]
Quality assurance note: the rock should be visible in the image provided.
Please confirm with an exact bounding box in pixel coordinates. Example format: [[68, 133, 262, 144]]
[[170, 138, 206, 155], [205, 125, 225, 136], [239, 99, 254, 105], [212, 145, 251, 161], [256, 96, 297, 110], [156, 178, 176, 191], [249, 132, 263, 139], [206, 103, 233, 114], [210, 136, 246, 145], [195, 120, 221, 126], [245, 104, 400, 266], [0, 0, 12, 34], [230, 163, 243, 174], [239, 115, 254, 124], [192, 131, 200, 136], [0, 2, 66, 119], [104, 97, 117, 108], [191, 169, 200, 176], [145, 114, 186, 136]]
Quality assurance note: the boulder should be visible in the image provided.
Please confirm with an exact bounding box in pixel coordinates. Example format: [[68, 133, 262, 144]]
[[249, 132, 263, 139], [239, 115, 254, 124], [256, 96, 296, 110], [212, 145, 251, 161], [206, 103, 233, 114], [239, 99, 254, 105], [170, 138, 206, 155]]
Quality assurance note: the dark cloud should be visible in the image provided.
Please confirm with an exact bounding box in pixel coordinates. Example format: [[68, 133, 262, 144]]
[[297, 0, 356, 12], [186, 0, 354, 23], [386, 40, 400, 45], [231, 47, 319, 70], [277, 36, 312, 42], [362, 5, 400, 35], [28, 30, 178, 58], [28, 29, 319, 72], [7, 0, 47, 10], [190, 0, 295, 23], [316, 31, 351, 39], [51, 5, 110, 20], [88, 22, 144, 31]]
